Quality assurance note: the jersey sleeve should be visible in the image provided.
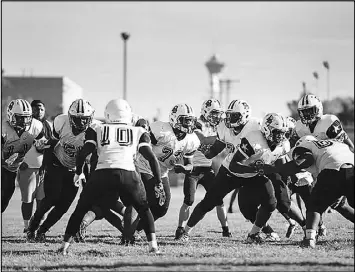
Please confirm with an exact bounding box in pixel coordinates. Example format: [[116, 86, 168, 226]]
[[84, 126, 98, 146], [53, 114, 66, 140], [184, 134, 200, 158], [325, 116, 345, 140]]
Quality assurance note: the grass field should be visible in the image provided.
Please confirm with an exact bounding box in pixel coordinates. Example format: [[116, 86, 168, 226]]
[[1, 186, 354, 271]]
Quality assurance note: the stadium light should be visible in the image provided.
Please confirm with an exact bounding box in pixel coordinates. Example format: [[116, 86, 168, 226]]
[[121, 32, 130, 100], [323, 61, 330, 100]]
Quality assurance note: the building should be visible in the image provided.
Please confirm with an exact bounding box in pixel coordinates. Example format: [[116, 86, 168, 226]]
[[2, 75, 84, 121]]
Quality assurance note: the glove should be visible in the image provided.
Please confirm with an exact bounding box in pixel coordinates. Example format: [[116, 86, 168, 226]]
[[73, 173, 86, 187], [5, 153, 19, 166], [253, 160, 265, 176], [34, 138, 50, 151], [154, 182, 166, 206]]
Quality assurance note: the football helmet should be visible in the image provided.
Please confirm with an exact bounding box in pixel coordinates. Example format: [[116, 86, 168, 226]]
[[68, 99, 95, 133], [285, 116, 296, 139], [261, 113, 288, 147], [294, 135, 317, 147], [104, 99, 132, 124], [224, 99, 251, 128], [200, 99, 224, 126], [297, 94, 323, 125], [169, 103, 196, 134], [7, 99, 33, 132]]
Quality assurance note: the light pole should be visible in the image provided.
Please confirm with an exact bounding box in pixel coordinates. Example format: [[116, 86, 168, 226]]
[[220, 78, 239, 107], [323, 61, 330, 100], [121, 32, 130, 100], [312, 71, 319, 96], [205, 55, 224, 100]]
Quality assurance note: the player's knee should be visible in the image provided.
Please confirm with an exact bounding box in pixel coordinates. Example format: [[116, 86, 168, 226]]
[[264, 200, 277, 213], [276, 200, 291, 214], [199, 198, 216, 214]]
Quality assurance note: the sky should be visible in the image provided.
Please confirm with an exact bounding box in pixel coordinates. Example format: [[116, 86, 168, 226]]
[[2, 2, 354, 121]]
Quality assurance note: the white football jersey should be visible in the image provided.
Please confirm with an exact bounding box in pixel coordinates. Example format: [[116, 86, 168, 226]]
[[230, 130, 290, 178], [52, 114, 100, 170], [86, 122, 149, 171], [295, 114, 345, 141], [135, 121, 200, 178], [2, 119, 43, 172], [292, 139, 354, 179], [193, 118, 218, 167], [216, 117, 262, 171]]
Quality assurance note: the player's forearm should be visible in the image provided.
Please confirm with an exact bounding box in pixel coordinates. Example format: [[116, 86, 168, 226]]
[[228, 161, 256, 174], [205, 140, 225, 159], [76, 143, 95, 175], [140, 146, 162, 183]]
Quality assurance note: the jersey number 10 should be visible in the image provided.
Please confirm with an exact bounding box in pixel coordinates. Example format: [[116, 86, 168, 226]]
[[101, 126, 133, 147]]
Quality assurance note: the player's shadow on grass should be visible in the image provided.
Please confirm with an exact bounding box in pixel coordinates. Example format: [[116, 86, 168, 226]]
[[2, 249, 43, 256]]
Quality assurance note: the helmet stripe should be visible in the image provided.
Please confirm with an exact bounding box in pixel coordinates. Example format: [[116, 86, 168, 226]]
[[19, 99, 27, 112], [25, 100, 31, 111], [77, 99, 84, 113], [228, 100, 237, 110], [185, 104, 190, 114], [305, 95, 309, 106]]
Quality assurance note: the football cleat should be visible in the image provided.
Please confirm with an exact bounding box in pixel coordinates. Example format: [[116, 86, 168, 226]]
[[222, 230, 232, 238], [26, 230, 36, 243], [246, 232, 264, 244], [318, 224, 327, 237], [174, 227, 185, 240], [300, 238, 316, 248], [35, 232, 46, 243], [265, 232, 281, 242], [149, 247, 162, 255], [57, 244, 70, 256], [286, 224, 297, 238], [176, 231, 189, 242], [74, 221, 87, 243]]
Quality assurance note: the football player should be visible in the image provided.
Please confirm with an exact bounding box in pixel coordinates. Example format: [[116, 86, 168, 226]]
[[175, 99, 270, 243], [236, 113, 306, 241], [26, 98, 97, 242], [74, 113, 149, 244], [261, 135, 354, 248], [174, 99, 231, 240], [290, 94, 354, 233], [58, 98, 162, 255], [131, 103, 200, 236], [2, 99, 49, 213], [17, 100, 53, 233]]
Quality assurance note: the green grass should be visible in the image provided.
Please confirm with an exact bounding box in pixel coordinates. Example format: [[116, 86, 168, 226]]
[[1, 186, 354, 271]]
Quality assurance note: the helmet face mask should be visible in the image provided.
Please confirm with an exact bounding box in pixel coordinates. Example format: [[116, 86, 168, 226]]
[[262, 113, 288, 148], [169, 104, 196, 136], [201, 99, 223, 126], [225, 111, 244, 128], [7, 99, 33, 132], [224, 100, 251, 129], [297, 95, 323, 125], [68, 99, 95, 134]]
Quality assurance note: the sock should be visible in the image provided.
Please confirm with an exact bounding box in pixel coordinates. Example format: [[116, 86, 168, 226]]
[[249, 224, 262, 235], [149, 240, 158, 250], [24, 220, 29, 229], [185, 225, 193, 235], [287, 218, 296, 225], [305, 229, 317, 240]]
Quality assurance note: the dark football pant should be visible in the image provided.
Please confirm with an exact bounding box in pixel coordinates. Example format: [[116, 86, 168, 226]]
[[136, 173, 171, 231], [140, 173, 171, 220], [309, 166, 354, 215], [64, 168, 155, 241], [28, 163, 79, 234], [183, 166, 223, 206], [1, 167, 17, 213], [187, 166, 277, 229]]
